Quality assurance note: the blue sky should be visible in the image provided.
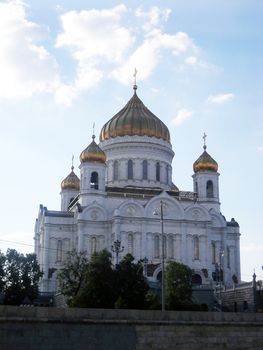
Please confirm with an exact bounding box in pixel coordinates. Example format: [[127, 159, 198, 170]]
[[0, 0, 262, 281]]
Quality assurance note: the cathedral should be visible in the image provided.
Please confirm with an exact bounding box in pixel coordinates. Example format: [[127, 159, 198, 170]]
[[34, 84, 241, 294]]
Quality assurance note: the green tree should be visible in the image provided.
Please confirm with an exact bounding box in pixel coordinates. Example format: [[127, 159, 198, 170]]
[[0, 249, 43, 305], [57, 249, 88, 306], [72, 249, 117, 308], [115, 254, 149, 309], [165, 260, 193, 310]]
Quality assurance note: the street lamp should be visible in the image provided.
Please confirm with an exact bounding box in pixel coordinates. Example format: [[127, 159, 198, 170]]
[[218, 249, 224, 311], [111, 239, 124, 267], [153, 199, 165, 312]]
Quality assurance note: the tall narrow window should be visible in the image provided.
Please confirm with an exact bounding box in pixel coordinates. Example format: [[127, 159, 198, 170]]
[[90, 172, 99, 189], [194, 236, 199, 260], [156, 162, 160, 181], [128, 159, 133, 179], [206, 180, 213, 198], [166, 165, 169, 185], [227, 247, 230, 268], [168, 236, 174, 259], [142, 160, 148, 180], [154, 235, 160, 258], [194, 181, 198, 194], [163, 236, 167, 258], [113, 161, 118, 181], [91, 237, 97, 254], [128, 234, 133, 255], [57, 240, 62, 262], [212, 242, 216, 264]]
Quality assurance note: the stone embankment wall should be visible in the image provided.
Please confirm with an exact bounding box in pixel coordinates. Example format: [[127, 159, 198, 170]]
[[0, 306, 263, 350]]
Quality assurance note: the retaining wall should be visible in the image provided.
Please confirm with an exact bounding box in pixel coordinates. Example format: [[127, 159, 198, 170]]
[[0, 306, 263, 350]]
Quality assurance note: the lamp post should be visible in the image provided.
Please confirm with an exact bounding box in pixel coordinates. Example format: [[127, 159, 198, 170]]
[[111, 239, 124, 268], [154, 200, 165, 312], [218, 249, 224, 311]]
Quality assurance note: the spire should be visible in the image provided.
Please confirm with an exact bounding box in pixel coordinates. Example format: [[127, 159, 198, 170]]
[[133, 67, 138, 93], [203, 132, 207, 150], [71, 155, 74, 171], [92, 123, 95, 140]]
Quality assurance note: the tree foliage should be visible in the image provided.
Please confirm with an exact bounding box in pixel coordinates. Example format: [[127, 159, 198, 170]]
[[165, 260, 193, 310], [58, 250, 149, 309], [115, 254, 149, 309], [0, 249, 43, 305], [57, 249, 88, 306]]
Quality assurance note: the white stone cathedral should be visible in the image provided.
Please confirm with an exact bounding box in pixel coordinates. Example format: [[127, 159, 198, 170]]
[[34, 85, 241, 293]]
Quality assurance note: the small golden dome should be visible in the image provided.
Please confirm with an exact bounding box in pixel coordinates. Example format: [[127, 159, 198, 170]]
[[61, 166, 80, 190], [100, 86, 170, 143], [193, 145, 218, 173], [80, 135, 106, 163]]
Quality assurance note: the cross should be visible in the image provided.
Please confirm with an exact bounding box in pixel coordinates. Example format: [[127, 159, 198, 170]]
[[71, 155, 74, 171], [133, 68, 138, 86], [203, 132, 207, 148]]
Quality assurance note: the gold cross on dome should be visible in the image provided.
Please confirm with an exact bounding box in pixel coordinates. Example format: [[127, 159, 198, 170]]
[[133, 68, 138, 85], [203, 132, 207, 147]]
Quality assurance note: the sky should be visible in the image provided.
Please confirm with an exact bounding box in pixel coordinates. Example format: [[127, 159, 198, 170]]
[[0, 0, 262, 282]]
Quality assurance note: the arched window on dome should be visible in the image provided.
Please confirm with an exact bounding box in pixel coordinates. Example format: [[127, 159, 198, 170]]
[[142, 160, 148, 180], [91, 237, 97, 254], [227, 247, 230, 268], [166, 165, 169, 185], [90, 172, 99, 189], [212, 242, 216, 264], [128, 159, 133, 180], [194, 181, 198, 194], [193, 236, 199, 260], [128, 234, 133, 255], [206, 180, 213, 198], [154, 235, 160, 258], [113, 161, 118, 181], [156, 162, 160, 181]]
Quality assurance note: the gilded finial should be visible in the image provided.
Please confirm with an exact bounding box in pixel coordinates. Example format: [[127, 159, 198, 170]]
[[203, 132, 207, 150], [133, 68, 138, 92]]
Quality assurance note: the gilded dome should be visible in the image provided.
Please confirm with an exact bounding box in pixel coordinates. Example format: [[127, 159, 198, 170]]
[[100, 86, 170, 143], [80, 135, 106, 163], [61, 166, 80, 190], [193, 145, 218, 173]]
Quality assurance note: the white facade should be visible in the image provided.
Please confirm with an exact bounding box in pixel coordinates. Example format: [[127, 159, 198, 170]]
[[34, 89, 241, 293]]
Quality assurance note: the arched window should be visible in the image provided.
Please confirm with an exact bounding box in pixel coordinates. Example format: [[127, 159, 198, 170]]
[[166, 165, 169, 185], [168, 236, 174, 259], [113, 161, 118, 181], [227, 247, 230, 268], [91, 237, 97, 254], [194, 181, 198, 194], [128, 234, 133, 255], [90, 172, 99, 189], [206, 180, 214, 198], [128, 159, 133, 179], [57, 240, 62, 262], [194, 236, 199, 260], [142, 160, 148, 180], [163, 236, 167, 258], [192, 274, 202, 285], [156, 162, 160, 181], [212, 242, 216, 264], [154, 235, 160, 258]]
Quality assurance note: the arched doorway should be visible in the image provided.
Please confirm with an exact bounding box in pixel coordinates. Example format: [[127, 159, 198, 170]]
[[191, 273, 202, 285]]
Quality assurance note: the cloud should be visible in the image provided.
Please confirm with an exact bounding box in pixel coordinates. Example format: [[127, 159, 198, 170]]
[[171, 108, 192, 126], [0, 0, 60, 99], [135, 6, 171, 32], [207, 93, 234, 104]]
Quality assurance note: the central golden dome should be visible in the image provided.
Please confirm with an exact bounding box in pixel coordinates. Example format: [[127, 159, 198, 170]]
[[100, 86, 170, 143]]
